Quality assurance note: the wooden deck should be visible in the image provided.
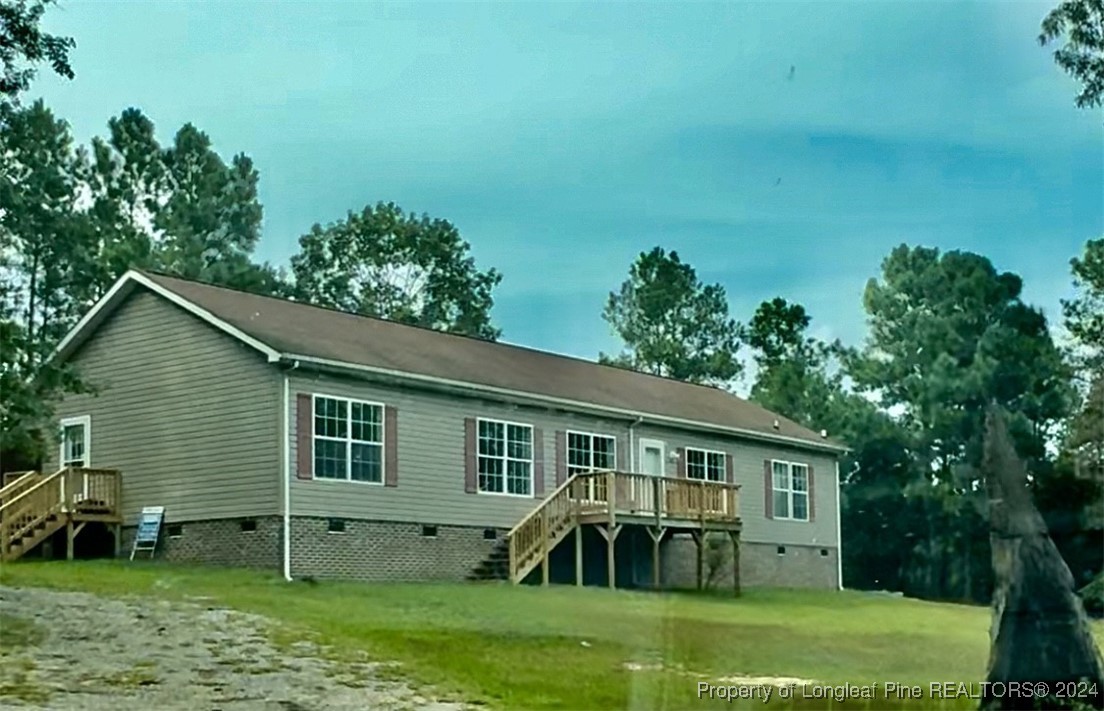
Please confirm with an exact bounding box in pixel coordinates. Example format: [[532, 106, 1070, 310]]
[[507, 470, 742, 592], [0, 467, 123, 562]]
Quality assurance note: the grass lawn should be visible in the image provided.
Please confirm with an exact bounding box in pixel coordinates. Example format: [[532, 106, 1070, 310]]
[[2, 561, 1102, 710]]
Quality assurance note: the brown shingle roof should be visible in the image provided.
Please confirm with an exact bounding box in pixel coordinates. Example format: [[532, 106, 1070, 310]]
[[141, 271, 842, 452]]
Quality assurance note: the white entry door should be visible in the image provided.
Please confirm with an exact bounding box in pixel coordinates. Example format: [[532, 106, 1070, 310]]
[[638, 438, 665, 476], [59, 415, 91, 503], [634, 438, 666, 513]]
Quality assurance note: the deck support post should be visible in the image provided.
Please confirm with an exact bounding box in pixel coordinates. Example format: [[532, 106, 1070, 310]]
[[607, 471, 617, 589], [67, 520, 87, 561], [690, 530, 704, 590], [647, 526, 666, 590], [574, 479, 584, 586], [540, 507, 550, 586], [65, 518, 74, 560], [113, 524, 122, 558], [728, 530, 741, 597], [575, 524, 584, 586], [596, 523, 622, 589]]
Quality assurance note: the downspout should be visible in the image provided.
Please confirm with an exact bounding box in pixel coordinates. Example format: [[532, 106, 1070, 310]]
[[835, 459, 843, 591], [282, 360, 300, 582], [628, 415, 644, 472]]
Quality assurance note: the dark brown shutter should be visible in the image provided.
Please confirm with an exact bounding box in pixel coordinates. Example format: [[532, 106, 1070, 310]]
[[725, 452, 734, 484], [532, 427, 545, 497], [383, 405, 398, 487], [616, 436, 628, 472], [676, 447, 686, 477], [296, 394, 313, 480], [464, 418, 478, 494], [763, 459, 773, 519], [555, 430, 567, 485], [807, 465, 815, 521]]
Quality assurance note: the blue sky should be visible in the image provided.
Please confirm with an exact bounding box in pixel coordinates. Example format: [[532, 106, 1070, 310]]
[[35, 1, 1102, 386]]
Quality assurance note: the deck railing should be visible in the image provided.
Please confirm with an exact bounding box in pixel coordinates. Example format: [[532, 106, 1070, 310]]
[[0, 468, 122, 559], [507, 474, 579, 583], [68, 468, 123, 514], [507, 470, 740, 583], [0, 468, 67, 556], [0, 471, 45, 508]]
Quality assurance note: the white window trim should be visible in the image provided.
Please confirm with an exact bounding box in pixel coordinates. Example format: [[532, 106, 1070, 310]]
[[685, 447, 726, 482], [476, 417, 534, 498], [59, 415, 92, 468], [311, 393, 386, 486], [771, 459, 810, 522], [565, 430, 618, 476]]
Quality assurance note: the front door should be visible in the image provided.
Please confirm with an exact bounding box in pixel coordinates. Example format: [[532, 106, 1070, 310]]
[[638, 438, 665, 477], [635, 438, 666, 513], [59, 415, 91, 503]]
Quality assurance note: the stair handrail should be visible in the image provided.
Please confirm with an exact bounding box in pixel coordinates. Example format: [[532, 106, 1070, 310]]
[[506, 471, 605, 582], [506, 471, 593, 538], [0, 467, 67, 516], [0, 470, 39, 499]]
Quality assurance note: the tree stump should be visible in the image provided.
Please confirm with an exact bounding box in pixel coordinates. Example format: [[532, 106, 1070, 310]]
[[982, 405, 1104, 710]]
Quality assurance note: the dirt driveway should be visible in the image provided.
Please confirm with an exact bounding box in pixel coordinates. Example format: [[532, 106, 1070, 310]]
[[0, 585, 465, 710]]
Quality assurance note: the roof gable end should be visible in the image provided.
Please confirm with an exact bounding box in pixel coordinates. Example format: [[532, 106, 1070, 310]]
[[51, 270, 281, 365]]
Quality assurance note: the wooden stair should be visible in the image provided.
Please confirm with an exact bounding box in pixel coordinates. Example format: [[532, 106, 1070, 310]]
[[4, 512, 65, 560], [503, 470, 742, 587], [0, 467, 122, 562], [467, 538, 511, 581]]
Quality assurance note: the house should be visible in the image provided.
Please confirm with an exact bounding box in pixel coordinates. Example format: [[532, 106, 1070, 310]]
[[23, 269, 846, 590]]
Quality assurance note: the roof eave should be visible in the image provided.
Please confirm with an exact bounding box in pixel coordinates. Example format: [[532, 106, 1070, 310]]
[[278, 353, 849, 456], [53, 272, 847, 457]]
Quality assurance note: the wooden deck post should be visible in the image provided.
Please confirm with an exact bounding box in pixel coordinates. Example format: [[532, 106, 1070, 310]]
[[66, 518, 74, 561], [575, 524, 584, 586], [691, 530, 704, 590], [648, 526, 665, 590], [540, 507, 550, 586], [607, 471, 617, 589], [729, 530, 741, 597], [113, 524, 122, 558], [597, 523, 622, 589], [574, 479, 584, 586]]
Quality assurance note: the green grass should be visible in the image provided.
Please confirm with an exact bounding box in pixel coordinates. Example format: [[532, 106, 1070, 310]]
[[0, 612, 50, 703], [2, 560, 1102, 710], [0, 612, 45, 649]]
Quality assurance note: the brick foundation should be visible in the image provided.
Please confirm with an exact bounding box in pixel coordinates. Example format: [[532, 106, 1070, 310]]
[[662, 535, 839, 590], [289, 517, 500, 581], [120, 516, 281, 569], [118, 515, 837, 589]]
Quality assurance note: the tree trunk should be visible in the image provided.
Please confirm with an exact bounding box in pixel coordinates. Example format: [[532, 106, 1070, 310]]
[[981, 405, 1104, 710]]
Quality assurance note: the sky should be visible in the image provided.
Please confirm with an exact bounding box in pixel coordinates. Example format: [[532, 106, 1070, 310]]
[[33, 0, 1103, 389]]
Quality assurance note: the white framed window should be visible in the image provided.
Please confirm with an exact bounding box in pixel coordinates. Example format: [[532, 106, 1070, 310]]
[[312, 394, 384, 484], [59, 415, 91, 468], [771, 460, 809, 521], [566, 431, 617, 476], [477, 418, 532, 496], [686, 447, 725, 482]]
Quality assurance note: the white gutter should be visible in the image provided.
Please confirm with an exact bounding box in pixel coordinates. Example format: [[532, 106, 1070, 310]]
[[835, 459, 844, 591], [628, 415, 644, 473], [280, 353, 847, 455], [281, 361, 300, 582]]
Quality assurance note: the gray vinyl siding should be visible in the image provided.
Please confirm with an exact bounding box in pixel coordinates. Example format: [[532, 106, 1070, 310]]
[[288, 372, 631, 528], [632, 424, 839, 547], [287, 371, 839, 546], [46, 290, 281, 524]]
